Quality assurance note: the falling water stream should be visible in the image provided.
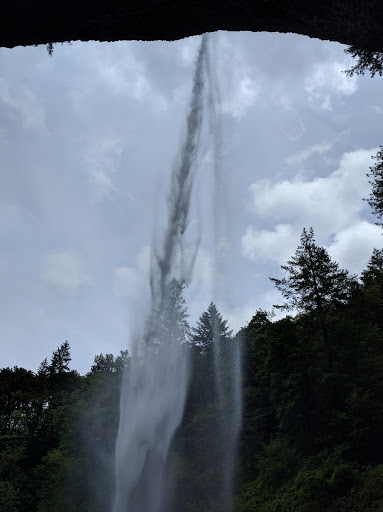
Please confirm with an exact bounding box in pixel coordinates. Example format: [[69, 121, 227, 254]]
[[113, 34, 242, 512]]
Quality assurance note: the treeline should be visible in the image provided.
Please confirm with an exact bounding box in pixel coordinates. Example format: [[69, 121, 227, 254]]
[[1, 146, 383, 511], [1, 234, 383, 511], [237, 233, 383, 512], [0, 345, 129, 511]]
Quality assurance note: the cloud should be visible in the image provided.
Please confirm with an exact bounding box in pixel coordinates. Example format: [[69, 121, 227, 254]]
[[42, 250, 91, 292], [372, 105, 383, 114], [285, 142, 332, 166], [0, 78, 46, 132], [92, 43, 168, 111], [218, 35, 260, 119], [304, 60, 358, 110], [286, 118, 306, 141], [177, 37, 202, 66], [113, 267, 141, 298], [242, 148, 380, 273], [242, 224, 296, 265], [327, 221, 382, 274], [222, 74, 259, 119], [112, 247, 151, 298], [84, 138, 123, 201], [248, 148, 376, 236]]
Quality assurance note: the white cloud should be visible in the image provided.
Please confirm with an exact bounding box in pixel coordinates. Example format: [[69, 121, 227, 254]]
[[218, 35, 260, 120], [285, 142, 332, 166], [0, 78, 46, 131], [113, 267, 141, 298], [112, 247, 151, 298], [222, 74, 259, 119], [286, 118, 306, 141], [93, 44, 168, 110], [42, 251, 91, 292], [242, 224, 296, 264], [280, 95, 291, 111], [248, 148, 376, 236], [177, 37, 201, 66], [242, 148, 380, 273], [327, 221, 383, 274], [84, 138, 123, 201], [372, 105, 383, 114], [304, 60, 358, 110]]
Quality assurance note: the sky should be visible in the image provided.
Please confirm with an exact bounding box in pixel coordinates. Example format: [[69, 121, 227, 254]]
[[0, 31, 382, 374]]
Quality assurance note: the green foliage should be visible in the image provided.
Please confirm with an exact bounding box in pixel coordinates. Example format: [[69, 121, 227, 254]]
[[34, 449, 81, 512], [191, 301, 232, 349], [49, 341, 71, 375], [170, 303, 241, 511], [338, 464, 383, 511], [344, 47, 383, 77], [0, 342, 125, 511], [236, 233, 383, 512], [150, 278, 190, 349], [366, 148, 383, 225], [1, 235, 383, 511], [0, 480, 20, 512], [238, 448, 358, 512], [89, 350, 130, 375], [270, 227, 353, 314]]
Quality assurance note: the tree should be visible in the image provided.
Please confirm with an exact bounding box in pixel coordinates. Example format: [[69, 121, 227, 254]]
[[49, 342, 71, 376], [0, 481, 19, 512], [174, 303, 235, 510], [37, 359, 50, 378], [344, 47, 383, 78], [366, 147, 383, 225], [34, 449, 81, 512], [361, 248, 383, 286], [150, 278, 190, 349], [270, 228, 353, 315], [360, 248, 383, 329], [89, 350, 130, 374], [270, 227, 354, 367], [190, 302, 232, 349]]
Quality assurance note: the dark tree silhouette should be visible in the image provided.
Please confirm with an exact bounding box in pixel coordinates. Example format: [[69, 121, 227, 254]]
[[344, 47, 383, 77], [366, 146, 383, 226]]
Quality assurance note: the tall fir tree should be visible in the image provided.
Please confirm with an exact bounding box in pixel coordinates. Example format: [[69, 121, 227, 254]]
[[190, 302, 232, 349], [361, 248, 383, 286], [49, 341, 71, 376], [270, 227, 353, 314], [153, 278, 190, 349], [344, 47, 383, 77], [366, 147, 383, 226], [270, 227, 354, 368]]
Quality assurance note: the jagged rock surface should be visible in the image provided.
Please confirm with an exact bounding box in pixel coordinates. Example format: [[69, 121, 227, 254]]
[[1, 0, 383, 50]]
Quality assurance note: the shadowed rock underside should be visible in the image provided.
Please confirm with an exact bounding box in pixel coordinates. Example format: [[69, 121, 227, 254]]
[[1, 0, 383, 51]]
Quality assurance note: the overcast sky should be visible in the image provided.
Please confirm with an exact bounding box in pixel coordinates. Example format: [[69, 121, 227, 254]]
[[1, 31, 382, 374]]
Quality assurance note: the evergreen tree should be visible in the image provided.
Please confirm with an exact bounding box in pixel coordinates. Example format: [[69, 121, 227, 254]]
[[89, 350, 130, 374], [366, 147, 383, 226], [360, 247, 383, 329], [361, 248, 383, 286], [270, 228, 353, 314], [37, 358, 50, 378], [344, 47, 383, 77], [270, 227, 354, 368], [49, 341, 71, 376], [152, 278, 190, 349], [191, 302, 232, 349]]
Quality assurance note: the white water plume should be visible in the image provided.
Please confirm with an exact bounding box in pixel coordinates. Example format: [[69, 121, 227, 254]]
[[113, 33, 241, 512], [113, 35, 208, 512], [207, 37, 243, 510]]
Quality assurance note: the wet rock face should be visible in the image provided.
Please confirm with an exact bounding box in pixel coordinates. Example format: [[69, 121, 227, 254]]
[[1, 0, 383, 50]]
